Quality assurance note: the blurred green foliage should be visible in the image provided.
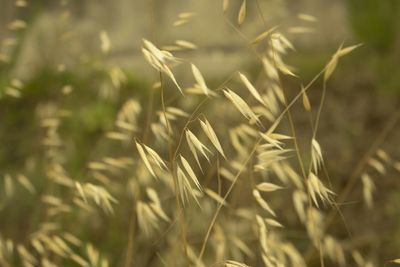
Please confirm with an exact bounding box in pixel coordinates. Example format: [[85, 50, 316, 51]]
[[0, 66, 147, 174], [0, 66, 148, 266], [347, 0, 400, 52], [347, 0, 400, 92]]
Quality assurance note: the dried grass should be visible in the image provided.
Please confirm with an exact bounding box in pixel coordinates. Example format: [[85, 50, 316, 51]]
[[0, 1, 398, 267]]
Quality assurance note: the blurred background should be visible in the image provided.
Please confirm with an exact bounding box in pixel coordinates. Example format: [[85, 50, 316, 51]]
[[1, 0, 400, 266]]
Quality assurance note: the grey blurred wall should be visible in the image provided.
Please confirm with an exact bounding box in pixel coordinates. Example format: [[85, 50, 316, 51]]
[[1, 0, 351, 80]]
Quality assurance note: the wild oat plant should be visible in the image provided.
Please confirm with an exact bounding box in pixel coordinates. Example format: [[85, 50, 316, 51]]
[[1, 1, 400, 267]]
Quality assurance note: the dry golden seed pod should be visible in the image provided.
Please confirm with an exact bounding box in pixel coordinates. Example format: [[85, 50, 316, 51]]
[[324, 55, 338, 82], [288, 27, 315, 34], [175, 40, 197, 49], [311, 139, 323, 173], [302, 89, 311, 111], [239, 72, 265, 105], [200, 118, 226, 159], [178, 12, 195, 19], [180, 155, 202, 191], [252, 26, 279, 44], [17, 174, 35, 194], [223, 88, 260, 125], [238, 0, 246, 25], [297, 13, 318, 22], [367, 158, 386, 174], [191, 64, 209, 95], [223, 0, 230, 12], [256, 182, 283, 192], [8, 20, 27, 30], [16, 0, 28, 7], [253, 189, 276, 216], [361, 173, 375, 208], [99, 31, 111, 53], [324, 44, 362, 82], [336, 44, 363, 58], [265, 218, 284, 228], [205, 188, 227, 206], [135, 141, 156, 178]]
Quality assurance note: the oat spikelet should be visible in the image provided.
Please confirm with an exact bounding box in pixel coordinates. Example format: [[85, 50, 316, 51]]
[[307, 173, 335, 207], [238, 0, 246, 25], [106, 132, 129, 141], [255, 144, 289, 171], [177, 166, 200, 205], [252, 26, 279, 44], [173, 12, 195, 26], [163, 106, 189, 120], [297, 13, 317, 22], [367, 158, 386, 174], [230, 236, 254, 257], [191, 64, 209, 96], [135, 141, 156, 178], [4, 174, 14, 198], [147, 188, 170, 222], [16, 0, 28, 7], [272, 32, 295, 51], [142, 40, 183, 93], [17, 245, 37, 264], [70, 254, 89, 267], [180, 155, 202, 191], [311, 139, 323, 173], [173, 19, 189, 26], [361, 173, 375, 208], [324, 44, 361, 82], [176, 40, 197, 49], [185, 129, 211, 170], [205, 188, 227, 206], [293, 190, 307, 222], [136, 201, 159, 235], [336, 44, 362, 58], [86, 243, 100, 266], [265, 218, 284, 228], [143, 144, 168, 171], [288, 27, 315, 34], [99, 31, 111, 53], [178, 12, 195, 19], [277, 63, 297, 77], [8, 20, 26, 30], [376, 149, 391, 163], [200, 118, 226, 159], [259, 132, 286, 150], [302, 86, 311, 111], [223, 0, 230, 12], [223, 89, 260, 125], [239, 72, 265, 105], [63, 233, 82, 246], [323, 236, 346, 266], [252, 189, 276, 216], [394, 162, 400, 173], [162, 64, 183, 94], [262, 56, 279, 81], [143, 39, 173, 63], [324, 55, 338, 82], [17, 174, 35, 193], [256, 182, 283, 192]]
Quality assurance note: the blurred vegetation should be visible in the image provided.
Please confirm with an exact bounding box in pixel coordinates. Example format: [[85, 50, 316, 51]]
[[347, 0, 400, 52], [347, 0, 400, 92], [0, 65, 148, 266]]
